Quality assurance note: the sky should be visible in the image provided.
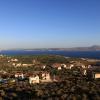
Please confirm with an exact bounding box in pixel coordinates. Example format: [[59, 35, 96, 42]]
[[0, 0, 100, 49]]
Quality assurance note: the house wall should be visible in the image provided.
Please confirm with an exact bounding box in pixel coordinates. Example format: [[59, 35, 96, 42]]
[[95, 73, 100, 79], [29, 76, 39, 84]]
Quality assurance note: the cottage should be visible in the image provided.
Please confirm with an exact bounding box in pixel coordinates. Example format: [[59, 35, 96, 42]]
[[70, 64, 74, 69], [94, 73, 100, 79], [41, 72, 52, 82], [22, 64, 28, 67], [12, 63, 16, 66], [52, 63, 62, 70], [42, 72, 50, 80], [88, 65, 92, 68], [29, 75, 39, 84], [82, 65, 86, 69], [22, 64, 33, 67], [41, 65, 46, 69], [16, 63, 22, 67], [63, 64, 70, 69], [61, 64, 67, 68], [11, 59, 18, 62], [83, 69, 87, 75], [15, 73, 24, 79]]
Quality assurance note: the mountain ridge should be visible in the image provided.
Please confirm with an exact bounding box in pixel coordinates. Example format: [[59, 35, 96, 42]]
[[1, 45, 100, 51]]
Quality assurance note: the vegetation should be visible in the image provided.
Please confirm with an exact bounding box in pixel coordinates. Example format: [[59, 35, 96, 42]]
[[0, 55, 99, 99], [14, 55, 68, 64], [0, 74, 99, 100]]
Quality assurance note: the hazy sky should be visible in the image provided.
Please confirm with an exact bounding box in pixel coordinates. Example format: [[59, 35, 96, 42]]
[[0, 0, 100, 49]]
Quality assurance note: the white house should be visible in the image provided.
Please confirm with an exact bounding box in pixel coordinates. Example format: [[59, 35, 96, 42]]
[[70, 64, 74, 69], [12, 63, 16, 66], [82, 65, 86, 69], [83, 69, 87, 75], [41, 72, 51, 82], [94, 73, 100, 79], [29, 75, 40, 84], [61, 64, 67, 68], [16, 63, 22, 67], [42, 65, 46, 69], [88, 65, 92, 68], [22, 64, 33, 67], [58, 66, 62, 70], [52, 63, 62, 70], [11, 59, 18, 62], [15, 73, 24, 79]]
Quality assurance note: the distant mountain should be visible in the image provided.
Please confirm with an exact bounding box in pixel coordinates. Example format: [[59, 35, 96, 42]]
[[21, 45, 100, 51], [89, 45, 100, 50], [39, 45, 100, 51], [62, 45, 100, 51], [2, 45, 100, 51]]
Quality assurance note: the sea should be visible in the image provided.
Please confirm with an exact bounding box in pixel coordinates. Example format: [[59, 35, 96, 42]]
[[0, 50, 100, 59]]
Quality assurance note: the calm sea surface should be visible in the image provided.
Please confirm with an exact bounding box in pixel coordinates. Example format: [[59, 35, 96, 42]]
[[0, 50, 100, 59]]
